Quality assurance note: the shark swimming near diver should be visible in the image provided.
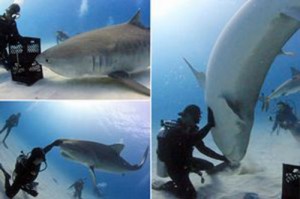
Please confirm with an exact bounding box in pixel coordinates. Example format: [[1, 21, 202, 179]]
[[36, 10, 150, 96], [57, 139, 149, 196], [184, 0, 300, 164], [261, 67, 300, 111]]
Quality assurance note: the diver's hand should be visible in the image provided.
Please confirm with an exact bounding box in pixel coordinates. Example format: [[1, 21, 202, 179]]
[[52, 139, 63, 146], [207, 107, 215, 127]]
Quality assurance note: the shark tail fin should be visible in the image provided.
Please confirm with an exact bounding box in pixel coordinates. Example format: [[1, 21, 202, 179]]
[[260, 93, 270, 112], [132, 146, 149, 170], [182, 57, 206, 89]]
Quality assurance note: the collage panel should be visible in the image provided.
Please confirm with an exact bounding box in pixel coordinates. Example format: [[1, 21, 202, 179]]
[[0, 100, 150, 199], [0, 0, 150, 99], [152, 0, 300, 199]]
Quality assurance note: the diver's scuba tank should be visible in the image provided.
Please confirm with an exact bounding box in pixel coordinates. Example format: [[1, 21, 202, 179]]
[[13, 151, 27, 179], [156, 120, 177, 178]]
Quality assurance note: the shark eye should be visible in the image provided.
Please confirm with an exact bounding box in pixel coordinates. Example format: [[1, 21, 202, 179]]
[[46, 59, 49, 63]]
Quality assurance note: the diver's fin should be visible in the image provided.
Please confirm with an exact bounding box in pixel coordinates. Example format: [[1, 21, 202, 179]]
[[88, 165, 102, 197], [110, 143, 124, 154], [183, 57, 206, 89], [108, 71, 150, 96], [291, 67, 300, 78], [130, 146, 149, 170], [279, 49, 295, 56], [282, 8, 300, 22], [128, 9, 144, 28], [2, 142, 8, 149]]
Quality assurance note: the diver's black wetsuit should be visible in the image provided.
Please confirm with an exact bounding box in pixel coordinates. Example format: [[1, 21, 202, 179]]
[[70, 180, 84, 199], [1, 140, 61, 198], [0, 114, 20, 145], [0, 13, 21, 69], [272, 105, 298, 132], [162, 120, 226, 199]]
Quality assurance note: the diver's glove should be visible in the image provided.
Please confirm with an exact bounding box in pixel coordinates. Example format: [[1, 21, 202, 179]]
[[207, 107, 215, 127], [52, 139, 63, 147]]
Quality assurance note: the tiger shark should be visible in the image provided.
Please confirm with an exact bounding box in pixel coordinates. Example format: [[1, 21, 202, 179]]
[[184, 0, 300, 164], [57, 139, 149, 196], [262, 67, 300, 111], [36, 10, 150, 96]]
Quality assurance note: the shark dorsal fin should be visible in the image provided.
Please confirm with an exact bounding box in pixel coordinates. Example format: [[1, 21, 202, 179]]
[[110, 144, 124, 154], [291, 67, 300, 78], [128, 9, 143, 28]]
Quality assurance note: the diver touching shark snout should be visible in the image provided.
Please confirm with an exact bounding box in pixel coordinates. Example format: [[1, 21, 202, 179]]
[[154, 105, 227, 199], [0, 139, 62, 198]]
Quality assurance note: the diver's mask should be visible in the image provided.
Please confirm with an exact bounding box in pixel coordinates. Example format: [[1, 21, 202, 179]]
[[12, 13, 20, 19]]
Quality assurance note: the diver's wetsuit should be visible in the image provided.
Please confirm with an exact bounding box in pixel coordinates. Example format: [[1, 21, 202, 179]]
[[0, 141, 61, 198], [70, 180, 84, 199], [0, 13, 21, 70], [272, 105, 298, 132], [161, 120, 226, 199]]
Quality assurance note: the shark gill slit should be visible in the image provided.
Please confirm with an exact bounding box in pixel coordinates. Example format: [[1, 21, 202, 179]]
[[92, 56, 96, 72]]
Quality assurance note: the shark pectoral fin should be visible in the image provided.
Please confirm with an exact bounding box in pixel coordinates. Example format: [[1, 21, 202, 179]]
[[110, 143, 125, 154], [88, 166, 97, 186], [183, 57, 206, 89], [60, 151, 73, 160], [222, 95, 244, 121], [108, 71, 150, 96], [282, 8, 300, 22], [88, 165, 102, 197]]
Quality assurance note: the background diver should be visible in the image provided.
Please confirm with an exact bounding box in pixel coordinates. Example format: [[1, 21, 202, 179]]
[[56, 30, 69, 44], [154, 105, 227, 199], [0, 140, 62, 198], [0, 112, 21, 148], [68, 178, 86, 199], [0, 3, 23, 70], [271, 101, 298, 135]]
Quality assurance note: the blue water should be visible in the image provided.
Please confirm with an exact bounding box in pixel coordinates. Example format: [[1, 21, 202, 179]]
[[0, 0, 150, 46], [152, 0, 300, 149], [0, 101, 150, 199]]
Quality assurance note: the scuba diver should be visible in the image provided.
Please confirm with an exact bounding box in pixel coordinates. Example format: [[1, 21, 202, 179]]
[[0, 139, 62, 198], [153, 105, 227, 199], [271, 101, 298, 134], [0, 3, 23, 70], [0, 112, 21, 148], [68, 178, 85, 199], [56, 30, 69, 44]]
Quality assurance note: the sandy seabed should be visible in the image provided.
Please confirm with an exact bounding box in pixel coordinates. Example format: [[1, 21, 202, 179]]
[[152, 124, 300, 199], [0, 67, 150, 100]]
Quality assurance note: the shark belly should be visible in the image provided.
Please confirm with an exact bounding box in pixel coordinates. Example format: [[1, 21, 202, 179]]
[[205, 0, 300, 163]]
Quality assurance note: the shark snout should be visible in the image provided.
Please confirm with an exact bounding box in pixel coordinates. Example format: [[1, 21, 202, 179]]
[[35, 53, 46, 66]]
